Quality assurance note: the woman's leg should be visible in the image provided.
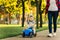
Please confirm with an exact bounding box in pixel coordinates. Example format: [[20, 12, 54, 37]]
[[53, 11, 58, 33], [48, 11, 53, 33]]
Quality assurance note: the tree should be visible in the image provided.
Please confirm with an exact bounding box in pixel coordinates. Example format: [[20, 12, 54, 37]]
[[35, 0, 39, 29], [22, 0, 25, 27], [39, 0, 42, 27]]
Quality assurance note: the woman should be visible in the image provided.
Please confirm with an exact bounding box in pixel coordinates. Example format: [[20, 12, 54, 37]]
[[45, 0, 60, 37]]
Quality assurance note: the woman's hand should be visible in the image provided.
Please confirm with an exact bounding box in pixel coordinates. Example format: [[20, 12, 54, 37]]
[[59, 12, 60, 16]]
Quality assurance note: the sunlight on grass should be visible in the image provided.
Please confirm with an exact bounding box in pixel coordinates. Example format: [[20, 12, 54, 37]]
[[0, 24, 21, 27]]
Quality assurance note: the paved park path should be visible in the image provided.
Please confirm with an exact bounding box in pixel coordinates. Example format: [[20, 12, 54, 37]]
[[1, 28, 60, 40]]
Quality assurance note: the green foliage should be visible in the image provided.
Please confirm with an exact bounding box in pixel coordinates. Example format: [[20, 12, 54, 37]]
[[41, 0, 46, 11], [31, 1, 36, 6], [0, 0, 22, 15], [0, 0, 46, 22], [0, 0, 46, 14]]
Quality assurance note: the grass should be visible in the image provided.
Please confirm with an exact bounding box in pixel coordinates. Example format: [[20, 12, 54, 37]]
[[0, 27, 23, 39], [0, 24, 60, 39], [36, 26, 48, 32], [0, 26, 48, 39]]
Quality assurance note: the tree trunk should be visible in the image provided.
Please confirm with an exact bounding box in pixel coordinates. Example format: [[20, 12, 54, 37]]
[[22, 0, 25, 27], [39, 0, 42, 27], [9, 13, 11, 24], [35, 0, 39, 29]]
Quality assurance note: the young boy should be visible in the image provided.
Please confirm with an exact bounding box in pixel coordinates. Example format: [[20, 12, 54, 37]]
[[25, 14, 36, 34]]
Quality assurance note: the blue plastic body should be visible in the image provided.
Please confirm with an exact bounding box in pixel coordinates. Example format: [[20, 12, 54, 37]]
[[23, 27, 34, 36]]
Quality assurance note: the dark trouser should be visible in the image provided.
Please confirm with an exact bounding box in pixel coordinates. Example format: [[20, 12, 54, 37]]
[[48, 11, 58, 33]]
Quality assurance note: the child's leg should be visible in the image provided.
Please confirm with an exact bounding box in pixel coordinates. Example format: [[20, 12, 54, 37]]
[[33, 28, 36, 34], [28, 26, 36, 34]]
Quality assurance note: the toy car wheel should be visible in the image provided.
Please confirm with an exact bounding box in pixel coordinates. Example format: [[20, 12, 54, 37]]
[[30, 32, 33, 38], [22, 32, 25, 37]]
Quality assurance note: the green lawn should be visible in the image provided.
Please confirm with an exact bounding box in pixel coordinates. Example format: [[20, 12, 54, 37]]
[[0, 27, 23, 39], [0, 26, 48, 39], [0, 25, 60, 39]]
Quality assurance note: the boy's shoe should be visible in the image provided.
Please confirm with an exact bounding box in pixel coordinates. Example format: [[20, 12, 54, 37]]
[[34, 33, 37, 37], [53, 33, 56, 37], [47, 33, 53, 37]]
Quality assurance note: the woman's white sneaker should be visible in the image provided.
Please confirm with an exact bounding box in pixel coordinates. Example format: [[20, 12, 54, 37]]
[[53, 33, 56, 36], [48, 33, 53, 37]]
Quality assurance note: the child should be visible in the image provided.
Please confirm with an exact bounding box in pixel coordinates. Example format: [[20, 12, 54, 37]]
[[25, 14, 36, 34]]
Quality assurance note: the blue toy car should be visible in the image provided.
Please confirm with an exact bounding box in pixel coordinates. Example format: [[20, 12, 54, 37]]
[[22, 27, 36, 38]]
